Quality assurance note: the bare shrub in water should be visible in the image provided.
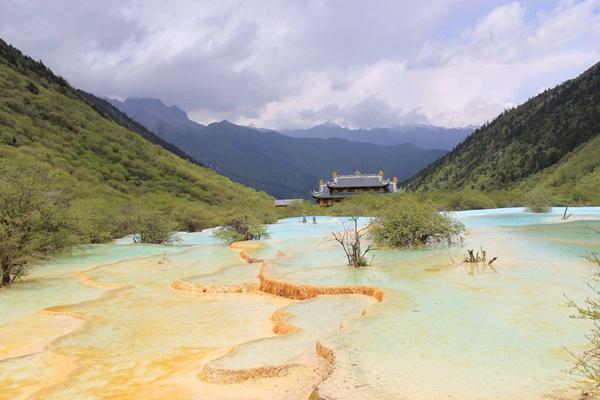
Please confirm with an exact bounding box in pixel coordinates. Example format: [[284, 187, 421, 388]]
[[562, 206, 573, 220], [330, 216, 373, 267]]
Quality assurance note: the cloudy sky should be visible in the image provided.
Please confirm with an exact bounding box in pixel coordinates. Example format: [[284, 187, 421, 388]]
[[1, 0, 599, 129]]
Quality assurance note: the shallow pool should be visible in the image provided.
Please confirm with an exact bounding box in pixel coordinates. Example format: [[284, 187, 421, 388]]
[[1, 208, 599, 399]]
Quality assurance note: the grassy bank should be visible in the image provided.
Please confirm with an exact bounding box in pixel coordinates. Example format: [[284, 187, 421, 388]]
[[274, 189, 585, 221]]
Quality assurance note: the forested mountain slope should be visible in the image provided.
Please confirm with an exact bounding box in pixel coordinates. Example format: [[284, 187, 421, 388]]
[[0, 39, 273, 243], [408, 60, 600, 199], [518, 133, 600, 203]]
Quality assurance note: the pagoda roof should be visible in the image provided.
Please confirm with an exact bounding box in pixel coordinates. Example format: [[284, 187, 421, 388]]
[[327, 174, 389, 188]]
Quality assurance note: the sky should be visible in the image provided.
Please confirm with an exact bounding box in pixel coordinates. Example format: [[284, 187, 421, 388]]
[[1, 0, 599, 129]]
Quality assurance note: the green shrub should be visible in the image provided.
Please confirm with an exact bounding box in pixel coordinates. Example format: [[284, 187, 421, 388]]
[[133, 213, 175, 245], [524, 190, 552, 213], [174, 208, 209, 232], [371, 196, 465, 248], [213, 216, 269, 243], [0, 161, 75, 286]]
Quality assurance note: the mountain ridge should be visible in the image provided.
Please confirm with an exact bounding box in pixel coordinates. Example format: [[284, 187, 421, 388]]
[[282, 122, 473, 150], [108, 97, 447, 198]]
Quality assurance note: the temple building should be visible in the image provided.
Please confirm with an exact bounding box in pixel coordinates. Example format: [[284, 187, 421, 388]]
[[311, 170, 399, 206]]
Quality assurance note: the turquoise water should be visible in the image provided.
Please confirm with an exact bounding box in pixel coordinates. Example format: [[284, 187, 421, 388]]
[[0, 208, 599, 399]]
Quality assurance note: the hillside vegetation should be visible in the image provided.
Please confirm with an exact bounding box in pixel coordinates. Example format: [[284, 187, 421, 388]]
[[408, 61, 600, 204], [0, 39, 274, 247], [517, 134, 600, 203]]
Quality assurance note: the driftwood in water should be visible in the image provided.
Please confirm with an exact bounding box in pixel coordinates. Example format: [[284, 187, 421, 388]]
[[562, 206, 573, 220], [464, 248, 498, 265], [462, 248, 499, 276], [158, 252, 169, 265]]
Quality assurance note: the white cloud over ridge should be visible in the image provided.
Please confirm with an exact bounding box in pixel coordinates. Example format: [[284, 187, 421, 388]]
[[1, 0, 599, 128]]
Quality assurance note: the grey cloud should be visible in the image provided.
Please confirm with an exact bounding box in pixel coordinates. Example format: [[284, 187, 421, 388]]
[[330, 79, 353, 92], [0, 0, 451, 127], [118, 21, 274, 114], [342, 97, 429, 127], [277, 0, 450, 68], [0, 0, 147, 55], [0, 1, 267, 110], [1, 0, 597, 128], [299, 97, 429, 128]]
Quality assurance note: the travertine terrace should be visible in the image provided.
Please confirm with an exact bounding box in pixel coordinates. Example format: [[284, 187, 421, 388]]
[[2, 210, 600, 399]]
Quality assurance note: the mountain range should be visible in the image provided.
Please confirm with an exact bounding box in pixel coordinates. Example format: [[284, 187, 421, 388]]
[[108, 98, 448, 199], [282, 123, 473, 150]]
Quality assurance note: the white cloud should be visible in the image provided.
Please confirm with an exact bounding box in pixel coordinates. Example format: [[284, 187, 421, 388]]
[[244, 0, 600, 128]]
